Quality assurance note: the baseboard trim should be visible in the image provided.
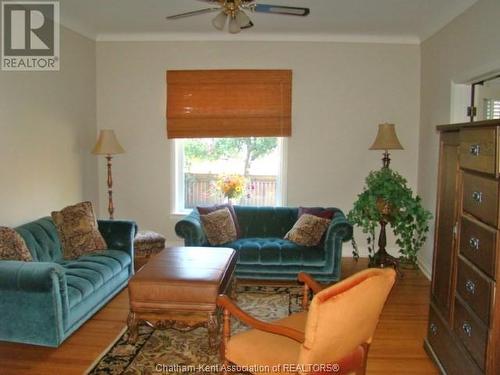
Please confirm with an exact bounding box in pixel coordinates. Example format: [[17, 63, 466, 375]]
[[417, 258, 432, 281], [424, 338, 447, 374]]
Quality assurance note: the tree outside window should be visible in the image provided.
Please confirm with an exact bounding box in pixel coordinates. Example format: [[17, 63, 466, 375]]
[[176, 137, 283, 211]]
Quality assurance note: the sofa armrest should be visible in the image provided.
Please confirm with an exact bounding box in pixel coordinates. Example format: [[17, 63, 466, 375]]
[[175, 210, 207, 246], [98, 220, 137, 274], [325, 211, 353, 247], [98, 220, 137, 254], [0, 261, 65, 292], [0, 261, 68, 346]]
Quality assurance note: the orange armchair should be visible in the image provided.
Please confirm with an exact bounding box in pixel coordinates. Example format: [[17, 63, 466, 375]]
[[217, 268, 396, 375]]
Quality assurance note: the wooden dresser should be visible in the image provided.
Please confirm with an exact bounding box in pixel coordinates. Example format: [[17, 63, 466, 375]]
[[425, 119, 500, 374]]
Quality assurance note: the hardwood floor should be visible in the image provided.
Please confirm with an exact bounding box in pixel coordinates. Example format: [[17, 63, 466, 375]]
[[0, 258, 438, 374]]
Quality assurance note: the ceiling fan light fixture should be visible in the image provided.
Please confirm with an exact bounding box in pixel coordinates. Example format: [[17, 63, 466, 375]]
[[235, 10, 252, 28], [212, 11, 227, 30], [229, 16, 241, 34]]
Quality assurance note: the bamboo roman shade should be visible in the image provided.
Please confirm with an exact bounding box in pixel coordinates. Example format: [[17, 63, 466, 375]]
[[166, 70, 292, 138]]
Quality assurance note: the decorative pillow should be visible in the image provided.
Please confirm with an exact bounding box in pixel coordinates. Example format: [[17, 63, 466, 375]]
[[198, 203, 241, 238], [284, 214, 332, 247], [0, 227, 32, 261], [298, 207, 336, 220], [200, 207, 237, 246], [51, 201, 107, 260]]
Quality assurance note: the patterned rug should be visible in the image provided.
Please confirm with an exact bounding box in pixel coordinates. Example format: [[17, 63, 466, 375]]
[[88, 285, 304, 375]]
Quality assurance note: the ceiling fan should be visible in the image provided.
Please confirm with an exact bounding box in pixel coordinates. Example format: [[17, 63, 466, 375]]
[[166, 0, 310, 34]]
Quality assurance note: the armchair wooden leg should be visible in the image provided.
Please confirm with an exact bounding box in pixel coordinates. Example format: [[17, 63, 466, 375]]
[[302, 283, 310, 310], [355, 343, 370, 375]]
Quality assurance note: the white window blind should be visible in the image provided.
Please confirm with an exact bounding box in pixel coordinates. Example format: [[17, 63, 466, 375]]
[[484, 99, 500, 119]]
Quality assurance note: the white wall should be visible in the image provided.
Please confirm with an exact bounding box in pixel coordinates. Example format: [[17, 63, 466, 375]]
[[96, 41, 420, 255], [418, 0, 500, 275], [0, 26, 98, 226]]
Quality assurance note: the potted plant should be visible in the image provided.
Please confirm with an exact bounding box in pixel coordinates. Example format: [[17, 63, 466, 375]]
[[348, 167, 432, 268]]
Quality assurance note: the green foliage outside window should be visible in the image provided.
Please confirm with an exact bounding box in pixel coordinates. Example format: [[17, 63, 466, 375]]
[[184, 137, 277, 176]]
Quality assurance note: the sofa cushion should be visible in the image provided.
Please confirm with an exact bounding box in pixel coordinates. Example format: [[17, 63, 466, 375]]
[[0, 227, 32, 261], [52, 201, 107, 260], [298, 207, 336, 220], [235, 206, 298, 238], [226, 238, 326, 266], [200, 207, 237, 245], [285, 214, 331, 247], [58, 250, 131, 308], [15, 217, 62, 262]]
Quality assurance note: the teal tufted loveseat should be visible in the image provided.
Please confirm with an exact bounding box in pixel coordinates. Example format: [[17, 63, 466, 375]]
[[0, 217, 136, 347], [175, 206, 352, 282]]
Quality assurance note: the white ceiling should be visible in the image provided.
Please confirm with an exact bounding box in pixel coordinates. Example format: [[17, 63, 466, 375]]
[[59, 0, 478, 44]]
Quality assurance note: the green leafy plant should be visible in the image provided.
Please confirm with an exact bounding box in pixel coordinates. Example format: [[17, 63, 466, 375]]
[[347, 167, 432, 266]]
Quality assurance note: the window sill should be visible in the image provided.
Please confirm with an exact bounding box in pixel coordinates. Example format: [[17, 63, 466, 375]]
[[171, 211, 190, 217]]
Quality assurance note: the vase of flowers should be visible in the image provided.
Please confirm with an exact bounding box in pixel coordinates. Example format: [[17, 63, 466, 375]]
[[216, 175, 246, 203]]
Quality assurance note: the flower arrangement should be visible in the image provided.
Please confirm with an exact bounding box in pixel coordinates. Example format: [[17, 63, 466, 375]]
[[216, 175, 246, 200]]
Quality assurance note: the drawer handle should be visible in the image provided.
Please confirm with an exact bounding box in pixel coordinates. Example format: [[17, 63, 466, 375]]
[[462, 322, 472, 337], [465, 280, 476, 295], [469, 144, 481, 156], [469, 237, 480, 250], [472, 191, 483, 203], [430, 322, 438, 336]]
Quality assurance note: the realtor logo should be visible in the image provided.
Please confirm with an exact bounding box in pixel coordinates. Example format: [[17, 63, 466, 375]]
[[1, 1, 60, 71]]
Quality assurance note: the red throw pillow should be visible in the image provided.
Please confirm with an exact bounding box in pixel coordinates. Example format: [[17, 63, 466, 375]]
[[298, 207, 336, 220], [197, 203, 241, 238]]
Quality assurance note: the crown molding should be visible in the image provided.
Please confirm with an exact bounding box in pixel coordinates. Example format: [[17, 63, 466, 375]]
[[95, 32, 420, 45]]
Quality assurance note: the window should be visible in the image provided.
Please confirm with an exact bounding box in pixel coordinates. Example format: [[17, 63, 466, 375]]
[[468, 75, 500, 121], [174, 137, 285, 213], [484, 99, 500, 120]]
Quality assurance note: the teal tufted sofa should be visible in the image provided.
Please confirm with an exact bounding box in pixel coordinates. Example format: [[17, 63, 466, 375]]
[[0, 217, 136, 347], [175, 206, 352, 282]]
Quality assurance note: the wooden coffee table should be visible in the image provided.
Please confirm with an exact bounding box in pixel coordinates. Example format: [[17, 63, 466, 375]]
[[127, 246, 237, 348]]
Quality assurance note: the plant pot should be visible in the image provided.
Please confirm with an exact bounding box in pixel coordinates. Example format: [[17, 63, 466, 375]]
[[376, 197, 393, 216]]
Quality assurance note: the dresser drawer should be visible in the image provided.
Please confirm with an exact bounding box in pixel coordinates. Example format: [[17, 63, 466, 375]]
[[462, 172, 499, 227], [456, 256, 493, 324], [460, 127, 497, 175], [454, 298, 488, 371], [460, 215, 498, 279], [427, 305, 482, 375]]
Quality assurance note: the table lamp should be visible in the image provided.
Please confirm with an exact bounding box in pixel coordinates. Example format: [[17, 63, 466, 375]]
[[369, 123, 403, 168]]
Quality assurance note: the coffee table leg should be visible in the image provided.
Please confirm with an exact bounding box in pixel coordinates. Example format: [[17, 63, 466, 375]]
[[207, 311, 219, 349], [229, 277, 238, 299], [127, 312, 138, 343]]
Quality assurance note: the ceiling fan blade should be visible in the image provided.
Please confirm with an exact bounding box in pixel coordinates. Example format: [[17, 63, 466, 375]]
[[254, 4, 310, 16], [166, 7, 220, 20]]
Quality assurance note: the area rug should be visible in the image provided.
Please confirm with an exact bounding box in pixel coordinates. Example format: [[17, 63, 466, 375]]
[[88, 285, 304, 375]]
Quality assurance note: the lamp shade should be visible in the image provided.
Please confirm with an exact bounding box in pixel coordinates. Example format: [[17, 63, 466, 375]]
[[92, 129, 125, 155], [369, 123, 404, 150]]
